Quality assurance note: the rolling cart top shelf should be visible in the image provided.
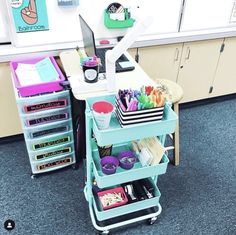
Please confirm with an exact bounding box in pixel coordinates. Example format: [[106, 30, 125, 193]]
[[85, 95, 178, 146]]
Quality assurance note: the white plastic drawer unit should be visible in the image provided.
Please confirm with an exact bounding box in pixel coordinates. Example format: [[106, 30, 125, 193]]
[[20, 106, 72, 128], [26, 130, 74, 151], [23, 118, 73, 139], [28, 142, 75, 162], [16, 90, 71, 114]]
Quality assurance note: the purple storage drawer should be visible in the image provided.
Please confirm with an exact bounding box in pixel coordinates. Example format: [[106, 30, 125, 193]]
[[10, 57, 65, 97]]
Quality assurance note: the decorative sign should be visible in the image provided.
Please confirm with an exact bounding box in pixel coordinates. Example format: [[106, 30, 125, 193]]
[[35, 147, 71, 160], [37, 157, 72, 170], [10, 0, 49, 33], [24, 99, 67, 113], [33, 136, 70, 150], [27, 113, 68, 126]]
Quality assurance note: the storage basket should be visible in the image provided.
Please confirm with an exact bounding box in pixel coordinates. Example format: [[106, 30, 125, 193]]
[[10, 57, 65, 97]]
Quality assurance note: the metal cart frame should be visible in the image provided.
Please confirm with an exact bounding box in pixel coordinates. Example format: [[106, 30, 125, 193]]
[[84, 95, 177, 234]]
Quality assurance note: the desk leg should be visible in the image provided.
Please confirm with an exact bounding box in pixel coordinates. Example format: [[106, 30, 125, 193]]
[[72, 98, 86, 164], [173, 103, 180, 166]]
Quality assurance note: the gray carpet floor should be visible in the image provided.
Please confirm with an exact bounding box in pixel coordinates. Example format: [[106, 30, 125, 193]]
[[0, 97, 236, 235]]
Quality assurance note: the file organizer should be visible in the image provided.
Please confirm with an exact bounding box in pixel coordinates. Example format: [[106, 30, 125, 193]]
[[84, 94, 177, 234], [12, 85, 76, 178], [10, 57, 65, 97]]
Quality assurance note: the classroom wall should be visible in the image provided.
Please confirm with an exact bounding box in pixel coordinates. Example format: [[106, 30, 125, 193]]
[[1, 0, 236, 47], [3, 0, 184, 47]]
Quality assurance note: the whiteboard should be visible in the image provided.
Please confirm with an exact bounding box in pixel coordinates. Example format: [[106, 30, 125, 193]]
[[6, 0, 183, 47], [79, 0, 183, 40], [0, 1, 10, 43], [180, 0, 236, 32]]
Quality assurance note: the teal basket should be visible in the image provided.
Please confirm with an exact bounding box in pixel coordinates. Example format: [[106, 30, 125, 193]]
[[104, 10, 134, 29], [85, 95, 178, 146], [91, 140, 169, 188], [92, 178, 161, 221]]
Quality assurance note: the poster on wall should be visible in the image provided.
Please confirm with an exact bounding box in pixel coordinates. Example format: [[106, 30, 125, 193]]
[[10, 0, 49, 33]]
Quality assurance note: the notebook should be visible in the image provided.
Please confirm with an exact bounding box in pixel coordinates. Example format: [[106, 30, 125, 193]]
[[79, 14, 135, 73]]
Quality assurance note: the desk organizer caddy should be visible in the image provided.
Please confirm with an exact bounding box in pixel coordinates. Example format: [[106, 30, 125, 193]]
[[84, 94, 177, 234], [104, 9, 134, 28], [11, 64, 76, 177], [10, 57, 65, 97], [115, 95, 165, 127]]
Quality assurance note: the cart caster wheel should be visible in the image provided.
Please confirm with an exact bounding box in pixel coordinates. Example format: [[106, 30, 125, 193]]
[[147, 216, 157, 225], [31, 174, 37, 179], [71, 164, 77, 170], [98, 230, 110, 235]]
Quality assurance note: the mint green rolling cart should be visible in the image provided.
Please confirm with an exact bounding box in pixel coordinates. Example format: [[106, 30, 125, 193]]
[[84, 95, 177, 234]]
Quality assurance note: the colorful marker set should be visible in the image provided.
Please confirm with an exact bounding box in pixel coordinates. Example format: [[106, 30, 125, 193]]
[[80, 56, 100, 67], [117, 86, 166, 112]]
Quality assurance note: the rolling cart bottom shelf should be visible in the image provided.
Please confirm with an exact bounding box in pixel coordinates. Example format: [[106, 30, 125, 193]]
[[89, 203, 162, 234]]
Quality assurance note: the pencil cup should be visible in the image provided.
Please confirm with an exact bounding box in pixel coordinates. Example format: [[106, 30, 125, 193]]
[[83, 64, 99, 83], [97, 144, 113, 158], [92, 101, 113, 130]]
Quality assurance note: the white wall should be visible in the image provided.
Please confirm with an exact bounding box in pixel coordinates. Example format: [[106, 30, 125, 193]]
[[180, 0, 236, 31], [5, 0, 183, 47], [0, 1, 10, 43]]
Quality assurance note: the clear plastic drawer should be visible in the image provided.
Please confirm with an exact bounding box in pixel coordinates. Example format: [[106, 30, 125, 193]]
[[16, 90, 70, 114], [31, 152, 75, 174], [26, 130, 74, 151], [29, 142, 75, 162], [20, 106, 71, 128], [23, 119, 73, 139]]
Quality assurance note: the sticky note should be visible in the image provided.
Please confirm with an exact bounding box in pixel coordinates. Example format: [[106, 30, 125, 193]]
[[118, 61, 133, 69]]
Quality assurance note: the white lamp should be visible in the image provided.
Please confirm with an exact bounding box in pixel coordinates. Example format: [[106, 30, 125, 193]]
[[105, 16, 153, 91]]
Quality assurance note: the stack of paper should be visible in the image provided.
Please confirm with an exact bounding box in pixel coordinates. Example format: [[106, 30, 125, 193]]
[[15, 57, 59, 86]]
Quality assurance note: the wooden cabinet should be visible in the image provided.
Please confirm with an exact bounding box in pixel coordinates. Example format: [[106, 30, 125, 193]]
[[0, 63, 22, 137], [130, 38, 226, 103], [129, 43, 183, 83], [209, 37, 236, 97], [177, 39, 223, 102]]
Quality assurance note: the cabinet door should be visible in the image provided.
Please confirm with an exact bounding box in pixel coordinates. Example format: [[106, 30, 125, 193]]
[[209, 37, 236, 97], [177, 39, 223, 103], [0, 63, 22, 137], [129, 44, 183, 83]]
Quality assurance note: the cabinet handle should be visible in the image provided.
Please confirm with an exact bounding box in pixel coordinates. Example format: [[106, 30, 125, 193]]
[[185, 47, 190, 60], [174, 48, 179, 61]]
